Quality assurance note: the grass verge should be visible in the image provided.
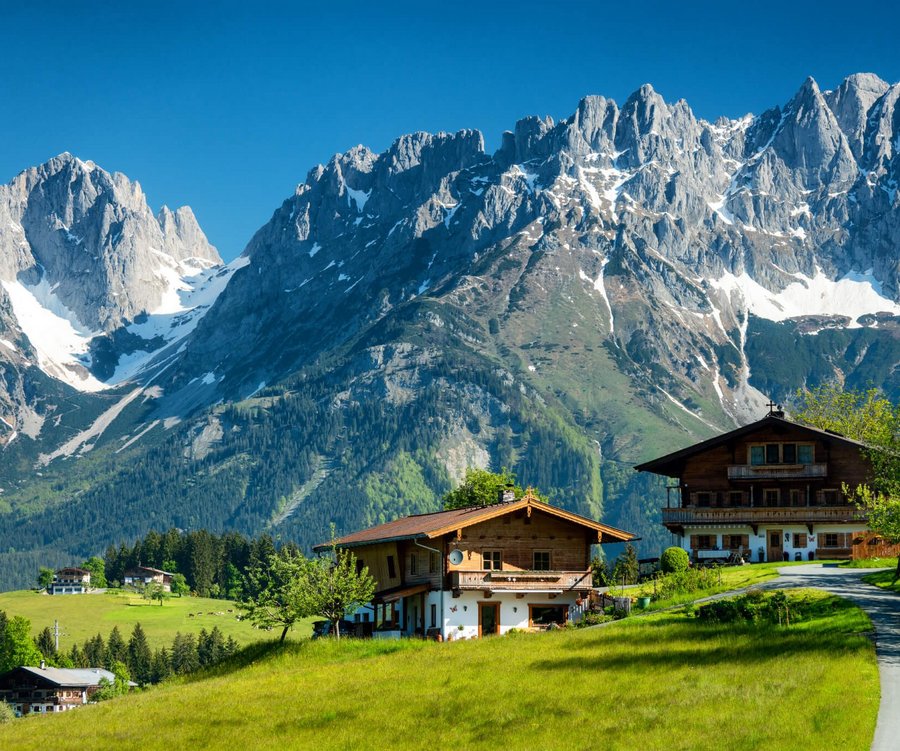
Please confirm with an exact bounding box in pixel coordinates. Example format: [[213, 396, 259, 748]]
[[861, 569, 900, 593], [0, 590, 878, 751], [841, 557, 897, 569]]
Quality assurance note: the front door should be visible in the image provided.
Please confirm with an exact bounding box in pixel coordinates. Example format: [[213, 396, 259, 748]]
[[767, 529, 783, 562], [478, 602, 499, 637]]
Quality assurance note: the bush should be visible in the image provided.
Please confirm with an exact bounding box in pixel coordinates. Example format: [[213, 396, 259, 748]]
[[660, 547, 690, 574], [0, 701, 16, 723]]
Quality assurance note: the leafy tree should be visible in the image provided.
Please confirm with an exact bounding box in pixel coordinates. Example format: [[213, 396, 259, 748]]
[[92, 660, 131, 702], [0, 700, 14, 723], [127, 623, 152, 686], [796, 386, 900, 579], [105, 626, 128, 668], [170, 573, 189, 597], [0, 615, 43, 672], [240, 549, 311, 642], [302, 536, 375, 640], [442, 467, 523, 510], [37, 567, 55, 591], [143, 582, 170, 606], [81, 556, 107, 588]]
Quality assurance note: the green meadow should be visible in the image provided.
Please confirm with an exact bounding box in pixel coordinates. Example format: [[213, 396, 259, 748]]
[[861, 568, 900, 593], [0, 590, 878, 751], [0, 589, 313, 649]]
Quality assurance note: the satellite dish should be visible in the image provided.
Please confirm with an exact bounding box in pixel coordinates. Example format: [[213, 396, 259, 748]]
[[449, 549, 464, 565]]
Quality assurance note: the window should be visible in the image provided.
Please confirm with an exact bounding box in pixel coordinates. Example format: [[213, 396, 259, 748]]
[[782, 443, 797, 463], [728, 491, 744, 506], [533, 551, 551, 571], [529, 605, 569, 627], [430, 603, 437, 628], [822, 489, 840, 505], [749, 443, 814, 465], [429, 552, 439, 574], [723, 534, 749, 550], [789, 489, 802, 507], [483, 550, 502, 570], [764, 489, 780, 506], [794, 533, 807, 548], [387, 555, 396, 579], [694, 491, 712, 506], [692, 534, 715, 550], [824, 533, 839, 548], [409, 553, 418, 575], [355, 559, 365, 575]]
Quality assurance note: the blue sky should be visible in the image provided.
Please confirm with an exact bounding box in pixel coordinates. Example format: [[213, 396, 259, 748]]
[[2, 1, 898, 261]]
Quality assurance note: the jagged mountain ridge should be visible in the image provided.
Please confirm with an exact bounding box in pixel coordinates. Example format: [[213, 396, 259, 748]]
[[1, 72, 900, 590]]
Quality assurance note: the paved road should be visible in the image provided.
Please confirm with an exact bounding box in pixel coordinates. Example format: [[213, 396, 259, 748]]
[[765, 565, 899, 751]]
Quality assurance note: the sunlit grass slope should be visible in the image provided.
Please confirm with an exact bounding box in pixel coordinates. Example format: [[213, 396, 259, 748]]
[[0, 591, 878, 751], [0, 589, 312, 649]]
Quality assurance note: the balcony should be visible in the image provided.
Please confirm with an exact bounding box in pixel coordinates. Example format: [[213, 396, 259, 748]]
[[451, 570, 592, 593], [727, 463, 827, 480], [662, 505, 867, 529]]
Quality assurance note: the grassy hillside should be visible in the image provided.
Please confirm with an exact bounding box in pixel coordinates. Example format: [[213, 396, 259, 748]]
[[0, 590, 878, 751], [0, 590, 313, 650]]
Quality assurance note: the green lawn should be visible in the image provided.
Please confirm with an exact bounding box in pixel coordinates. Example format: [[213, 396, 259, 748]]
[[0, 590, 878, 751], [862, 569, 900, 593], [635, 561, 817, 611], [0, 589, 313, 650], [841, 557, 898, 569]]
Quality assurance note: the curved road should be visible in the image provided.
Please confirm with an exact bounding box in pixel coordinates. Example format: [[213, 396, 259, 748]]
[[765, 565, 899, 751]]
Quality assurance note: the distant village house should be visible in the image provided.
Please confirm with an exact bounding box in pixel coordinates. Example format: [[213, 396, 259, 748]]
[[0, 664, 134, 716], [123, 566, 173, 592], [316, 489, 635, 639], [636, 407, 900, 563], [50, 568, 91, 595]]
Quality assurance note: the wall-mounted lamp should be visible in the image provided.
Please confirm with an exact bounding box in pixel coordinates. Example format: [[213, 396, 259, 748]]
[[513, 606, 518, 613], [463, 605, 467, 612]]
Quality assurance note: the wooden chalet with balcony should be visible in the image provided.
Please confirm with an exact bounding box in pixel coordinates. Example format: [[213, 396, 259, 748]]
[[0, 665, 135, 716], [635, 408, 900, 563], [315, 490, 635, 639]]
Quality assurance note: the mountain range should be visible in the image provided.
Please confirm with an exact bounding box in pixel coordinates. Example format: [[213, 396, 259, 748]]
[[1, 71, 899, 589]]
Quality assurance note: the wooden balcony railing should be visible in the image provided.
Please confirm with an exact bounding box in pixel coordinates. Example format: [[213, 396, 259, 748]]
[[662, 506, 867, 527], [727, 463, 827, 480], [451, 570, 592, 591]]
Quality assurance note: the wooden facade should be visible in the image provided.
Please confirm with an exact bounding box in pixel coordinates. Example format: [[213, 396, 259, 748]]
[[0, 666, 129, 716], [318, 493, 635, 638], [636, 412, 894, 562]]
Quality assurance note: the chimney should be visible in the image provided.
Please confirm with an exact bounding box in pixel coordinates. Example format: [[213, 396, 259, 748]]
[[499, 484, 516, 503], [40, 660, 46, 669]]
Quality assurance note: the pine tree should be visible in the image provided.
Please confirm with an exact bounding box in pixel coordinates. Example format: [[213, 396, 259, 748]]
[[35, 626, 57, 660], [170, 633, 199, 675], [83, 633, 106, 667], [127, 623, 152, 686], [198, 626, 225, 667], [68, 643, 86, 668], [150, 648, 171, 683], [105, 626, 127, 668]]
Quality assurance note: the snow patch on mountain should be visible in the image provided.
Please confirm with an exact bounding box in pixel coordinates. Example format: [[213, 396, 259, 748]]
[[710, 268, 900, 326], [0, 277, 105, 391]]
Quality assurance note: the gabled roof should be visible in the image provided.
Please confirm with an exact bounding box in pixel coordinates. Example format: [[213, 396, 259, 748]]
[[124, 566, 173, 576], [634, 413, 867, 477], [2, 666, 119, 688], [55, 567, 90, 576], [315, 492, 636, 550]]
